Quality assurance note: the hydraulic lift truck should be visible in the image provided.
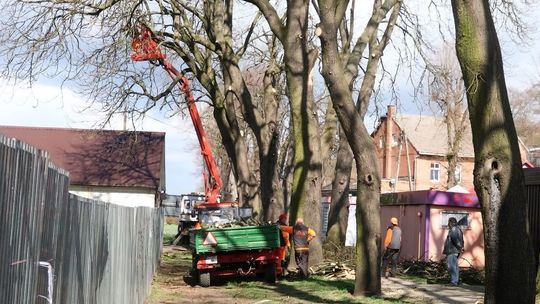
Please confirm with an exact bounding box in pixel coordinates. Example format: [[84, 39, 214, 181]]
[[131, 25, 285, 286], [190, 202, 284, 286]]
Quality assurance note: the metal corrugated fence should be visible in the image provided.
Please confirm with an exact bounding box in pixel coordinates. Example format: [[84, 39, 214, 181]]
[[524, 167, 540, 269], [0, 135, 163, 304]]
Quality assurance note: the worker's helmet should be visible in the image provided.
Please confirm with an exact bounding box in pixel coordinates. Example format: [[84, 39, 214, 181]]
[[278, 213, 288, 222], [390, 217, 398, 225]]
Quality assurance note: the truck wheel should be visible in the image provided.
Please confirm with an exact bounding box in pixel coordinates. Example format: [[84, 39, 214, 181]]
[[264, 264, 277, 284], [199, 271, 211, 287]]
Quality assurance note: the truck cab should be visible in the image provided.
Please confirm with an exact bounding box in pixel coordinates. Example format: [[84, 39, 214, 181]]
[[178, 193, 205, 223], [171, 193, 205, 245]]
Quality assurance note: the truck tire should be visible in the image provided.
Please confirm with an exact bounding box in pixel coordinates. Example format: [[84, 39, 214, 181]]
[[199, 271, 211, 287], [264, 264, 277, 284]]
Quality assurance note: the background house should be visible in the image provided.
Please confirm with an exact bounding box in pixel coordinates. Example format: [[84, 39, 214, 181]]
[[530, 147, 540, 167], [319, 106, 538, 270], [372, 105, 531, 193], [0, 125, 166, 207]]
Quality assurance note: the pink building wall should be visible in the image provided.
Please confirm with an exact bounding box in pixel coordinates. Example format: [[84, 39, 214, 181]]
[[380, 204, 485, 268], [323, 190, 486, 269], [381, 205, 427, 261], [428, 206, 485, 268]]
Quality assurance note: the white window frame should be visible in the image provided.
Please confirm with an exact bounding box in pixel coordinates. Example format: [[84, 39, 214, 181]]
[[430, 162, 440, 182], [454, 164, 462, 184], [441, 211, 470, 229]]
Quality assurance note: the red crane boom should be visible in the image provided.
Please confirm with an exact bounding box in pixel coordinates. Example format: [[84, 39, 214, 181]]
[[131, 25, 223, 204]]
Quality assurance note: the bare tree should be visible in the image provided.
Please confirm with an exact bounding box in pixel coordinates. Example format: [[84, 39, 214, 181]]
[[0, 0, 292, 220], [243, 0, 324, 264], [426, 46, 469, 188], [508, 86, 540, 147], [451, 0, 535, 301], [316, 0, 402, 296]]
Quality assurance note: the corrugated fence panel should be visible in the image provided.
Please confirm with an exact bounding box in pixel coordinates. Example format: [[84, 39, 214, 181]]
[[0, 137, 48, 304], [0, 134, 163, 304], [525, 168, 540, 269]]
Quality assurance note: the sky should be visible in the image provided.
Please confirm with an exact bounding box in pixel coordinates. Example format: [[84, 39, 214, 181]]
[[1, 2, 539, 195]]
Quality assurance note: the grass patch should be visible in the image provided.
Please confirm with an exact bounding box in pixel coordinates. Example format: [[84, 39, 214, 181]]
[[147, 247, 440, 303], [162, 251, 191, 266], [224, 275, 405, 303], [163, 223, 177, 244], [146, 249, 192, 303]]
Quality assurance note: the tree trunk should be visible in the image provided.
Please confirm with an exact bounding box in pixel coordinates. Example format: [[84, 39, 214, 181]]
[[284, 0, 323, 264], [319, 21, 382, 297], [451, 0, 535, 302], [259, 60, 284, 221], [317, 0, 400, 295], [321, 98, 339, 187], [222, 61, 283, 220], [326, 127, 353, 245], [212, 96, 261, 213]]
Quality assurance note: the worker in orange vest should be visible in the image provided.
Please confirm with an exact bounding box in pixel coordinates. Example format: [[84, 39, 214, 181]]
[[276, 213, 291, 274], [280, 218, 316, 278], [382, 217, 402, 278]]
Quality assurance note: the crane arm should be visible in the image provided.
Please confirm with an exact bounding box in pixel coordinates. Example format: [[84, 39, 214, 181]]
[[131, 25, 222, 204]]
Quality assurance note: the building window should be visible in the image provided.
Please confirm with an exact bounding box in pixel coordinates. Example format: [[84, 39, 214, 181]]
[[454, 164, 462, 184], [379, 138, 384, 149], [392, 134, 399, 147], [430, 163, 440, 182], [441, 211, 470, 229]]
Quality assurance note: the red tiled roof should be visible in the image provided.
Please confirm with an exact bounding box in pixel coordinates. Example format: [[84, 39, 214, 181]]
[[0, 125, 165, 190]]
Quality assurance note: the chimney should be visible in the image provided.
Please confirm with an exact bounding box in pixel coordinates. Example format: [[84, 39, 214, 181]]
[[384, 105, 396, 178]]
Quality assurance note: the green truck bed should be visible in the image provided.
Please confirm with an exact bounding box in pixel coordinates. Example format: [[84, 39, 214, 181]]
[[190, 224, 282, 254]]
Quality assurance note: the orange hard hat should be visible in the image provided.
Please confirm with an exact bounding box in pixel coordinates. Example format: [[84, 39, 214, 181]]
[[390, 217, 398, 225], [279, 213, 288, 221]]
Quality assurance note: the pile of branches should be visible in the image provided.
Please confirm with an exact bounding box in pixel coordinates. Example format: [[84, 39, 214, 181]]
[[322, 241, 355, 264], [307, 242, 356, 279], [202, 218, 267, 229], [401, 259, 484, 285], [310, 261, 355, 280], [307, 256, 484, 284]]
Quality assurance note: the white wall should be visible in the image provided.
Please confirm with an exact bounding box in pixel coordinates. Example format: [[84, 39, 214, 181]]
[[70, 186, 156, 207]]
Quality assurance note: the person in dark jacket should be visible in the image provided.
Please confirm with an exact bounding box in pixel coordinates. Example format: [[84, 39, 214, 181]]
[[282, 218, 316, 278], [382, 217, 402, 278], [443, 217, 464, 286]]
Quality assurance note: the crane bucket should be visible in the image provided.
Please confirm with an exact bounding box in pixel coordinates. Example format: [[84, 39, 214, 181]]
[[131, 24, 166, 61]]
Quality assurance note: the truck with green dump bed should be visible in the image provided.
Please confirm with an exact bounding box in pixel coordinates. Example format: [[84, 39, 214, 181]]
[[189, 202, 285, 287]]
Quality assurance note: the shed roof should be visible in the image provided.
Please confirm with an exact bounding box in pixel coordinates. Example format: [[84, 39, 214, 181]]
[[0, 125, 165, 190], [380, 190, 480, 208]]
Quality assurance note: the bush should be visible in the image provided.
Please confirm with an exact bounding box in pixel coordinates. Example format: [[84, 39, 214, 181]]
[[322, 241, 355, 265]]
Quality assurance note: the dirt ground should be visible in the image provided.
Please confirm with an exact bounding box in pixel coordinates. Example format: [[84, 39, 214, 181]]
[[146, 246, 484, 304], [146, 246, 258, 304]]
